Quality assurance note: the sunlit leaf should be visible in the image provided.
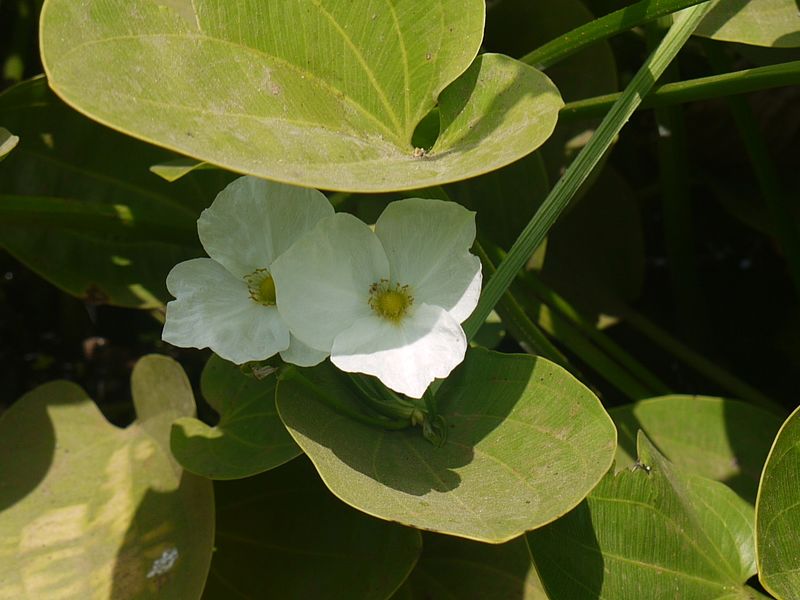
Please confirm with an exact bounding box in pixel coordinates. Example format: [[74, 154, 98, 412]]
[[756, 404, 800, 598], [204, 456, 421, 599], [171, 355, 301, 480], [276, 347, 616, 543], [696, 0, 800, 48], [0, 127, 18, 161], [612, 395, 783, 503], [40, 1, 563, 192], [529, 433, 767, 600], [0, 355, 214, 599]]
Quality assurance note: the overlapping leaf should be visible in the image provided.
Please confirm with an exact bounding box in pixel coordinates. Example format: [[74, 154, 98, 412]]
[[756, 404, 800, 598], [40, 0, 563, 192], [612, 395, 783, 502], [529, 433, 766, 600], [276, 347, 616, 543], [171, 355, 301, 480], [0, 355, 214, 599]]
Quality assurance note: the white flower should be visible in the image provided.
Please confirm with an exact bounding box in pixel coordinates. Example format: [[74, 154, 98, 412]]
[[271, 198, 482, 398], [162, 176, 333, 366]]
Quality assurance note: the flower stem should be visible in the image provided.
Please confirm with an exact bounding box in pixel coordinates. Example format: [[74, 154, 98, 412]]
[[279, 367, 411, 430]]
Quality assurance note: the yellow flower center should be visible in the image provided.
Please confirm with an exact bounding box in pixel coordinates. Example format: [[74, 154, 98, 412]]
[[245, 268, 277, 306], [369, 279, 413, 322], [258, 276, 277, 305]]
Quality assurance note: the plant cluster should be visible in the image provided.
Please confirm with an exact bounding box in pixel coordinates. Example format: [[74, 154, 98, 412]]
[[1, 0, 799, 598]]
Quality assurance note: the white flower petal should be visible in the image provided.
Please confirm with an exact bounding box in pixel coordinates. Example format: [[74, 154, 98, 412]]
[[163, 258, 290, 363], [331, 303, 467, 398], [272, 213, 390, 352], [198, 176, 334, 277], [280, 334, 329, 367], [375, 198, 481, 322]]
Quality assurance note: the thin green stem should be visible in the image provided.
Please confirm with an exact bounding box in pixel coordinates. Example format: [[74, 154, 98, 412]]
[[704, 43, 800, 298], [464, 4, 713, 341], [522, 0, 708, 69], [473, 240, 570, 367], [620, 305, 784, 414], [527, 298, 655, 400], [559, 60, 800, 122], [521, 274, 672, 396]]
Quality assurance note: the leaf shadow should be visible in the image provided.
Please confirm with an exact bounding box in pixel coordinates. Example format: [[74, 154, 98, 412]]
[[0, 382, 65, 512], [280, 350, 531, 497], [722, 400, 784, 504], [527, 500, 605, 598]]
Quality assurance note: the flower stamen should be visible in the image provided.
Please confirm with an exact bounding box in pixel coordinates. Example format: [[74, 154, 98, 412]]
[[245, 268, 277, 306], [369, 279, 413, 322]]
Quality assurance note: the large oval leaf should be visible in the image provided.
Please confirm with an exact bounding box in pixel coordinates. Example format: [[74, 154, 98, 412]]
[[276, 347, 616, 543], [696, 0, 800, 48], [611, 395, 783, 503], [529, 433, 766, 600], [756, 404, 800, 598], [40, 1, 563, 192], [0, 355, 214, 599], [205, 456, 421, 599], [171, 355, 301, 480]]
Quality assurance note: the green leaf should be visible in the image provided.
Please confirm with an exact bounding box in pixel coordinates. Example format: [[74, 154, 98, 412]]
[[0, 355, 214, 599], [276, 347, 616, 543], [611, 395, 783, 503], [150, 157, 211, 182], [204, 456, 421, 599], [696, 0, 800, 48], [0, 76, 233, 308], [171, 355, 302, 480], [756, 404, 800, 598], [529, 433, 767, 600], [39, 1, 563, 192], [394, 533, 548, 599], [0, 127, 18, 161]]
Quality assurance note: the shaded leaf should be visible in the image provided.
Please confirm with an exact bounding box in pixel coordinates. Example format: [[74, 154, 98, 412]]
[[756, 404, 800, 598], [611, 395, 783, 503], [0, 355, 214, 600], [204, 456, 421, 599], [171, 355, 301, 480], [529, 433, 766, 600], [277, 347, 616, 543], [393, 533, 548, 599], [40, 1, 563, 192], [0, 76, 232, 308], [539, 167, 645, 317]]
